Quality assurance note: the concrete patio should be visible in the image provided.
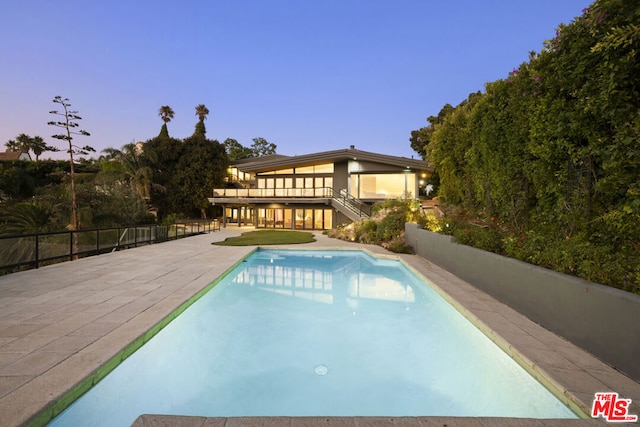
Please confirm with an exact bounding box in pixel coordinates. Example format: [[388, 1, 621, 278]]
[[0, 227, 638, 426]]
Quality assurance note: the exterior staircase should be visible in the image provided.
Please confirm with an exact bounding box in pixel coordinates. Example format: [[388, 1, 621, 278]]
[[331, 189, 371, 222]]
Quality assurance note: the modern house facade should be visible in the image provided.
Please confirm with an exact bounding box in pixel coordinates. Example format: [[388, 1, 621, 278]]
[[209, 146, 433, 230]]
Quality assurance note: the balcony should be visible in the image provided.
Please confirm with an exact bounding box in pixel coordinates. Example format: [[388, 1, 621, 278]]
[[210, 187, 371, 221], [213, 187, 334, 198], [210, 187, 334, 204]]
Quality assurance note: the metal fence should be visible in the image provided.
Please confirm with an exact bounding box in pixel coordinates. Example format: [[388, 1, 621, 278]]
[[0, 219, 220, 274]]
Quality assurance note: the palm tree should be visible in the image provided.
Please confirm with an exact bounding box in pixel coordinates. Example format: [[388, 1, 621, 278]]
[[4, 134, 52, 160], [158, 106, 174, 138], [0, 202, 53, 234], [30, 136, 48, 161], [4, 139, 19, 152], [101, 143, 156, 203], [15, 134, 32, 153], [100, 147, 122, 161], [193, 104, 209, 137], [158, 105, 174, 123], [195, 104, 209, 122], [0, 202, 54, 266], [121, 143, 155, 202]]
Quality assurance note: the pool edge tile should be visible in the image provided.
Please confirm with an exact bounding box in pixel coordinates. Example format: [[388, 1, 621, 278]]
[[2, 233, 638, 426]]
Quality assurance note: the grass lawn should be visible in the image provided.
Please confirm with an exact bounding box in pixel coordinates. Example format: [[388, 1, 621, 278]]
[[212, 230, 316, 246]]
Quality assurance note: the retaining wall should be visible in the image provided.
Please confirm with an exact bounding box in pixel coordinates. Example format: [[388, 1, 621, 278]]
[[405, 223, 640, 382]]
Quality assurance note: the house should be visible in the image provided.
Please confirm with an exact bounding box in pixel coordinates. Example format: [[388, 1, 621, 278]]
[[209, 146, 433, 229], [0, 151, 31, 161]]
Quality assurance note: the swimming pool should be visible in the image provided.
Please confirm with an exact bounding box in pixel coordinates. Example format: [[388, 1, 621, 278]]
[[49, 249, 577, 426]]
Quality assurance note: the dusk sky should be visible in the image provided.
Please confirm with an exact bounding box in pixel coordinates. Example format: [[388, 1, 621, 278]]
[[1, 0, 590, 160]]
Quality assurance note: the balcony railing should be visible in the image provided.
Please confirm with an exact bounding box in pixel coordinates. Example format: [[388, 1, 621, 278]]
[[332, 189, 371, 219], [0, 219, 220, 274], [212, 187, 333, 198], [212, 187, 372, 219]]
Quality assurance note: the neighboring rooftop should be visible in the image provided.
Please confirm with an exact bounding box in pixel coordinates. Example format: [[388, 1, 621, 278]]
[[0, 151, 31, 161]]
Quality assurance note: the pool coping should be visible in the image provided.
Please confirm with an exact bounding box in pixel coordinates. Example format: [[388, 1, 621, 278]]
[[0, 229, 638, 426]]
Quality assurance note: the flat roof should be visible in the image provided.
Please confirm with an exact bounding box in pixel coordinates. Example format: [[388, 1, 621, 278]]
[[231, 147, 433, 173]]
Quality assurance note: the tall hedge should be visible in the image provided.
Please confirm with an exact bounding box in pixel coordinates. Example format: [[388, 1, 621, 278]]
[[419, 0, 640, 292]]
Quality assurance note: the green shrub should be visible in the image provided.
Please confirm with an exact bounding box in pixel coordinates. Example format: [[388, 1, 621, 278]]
[[330, 198, 426, 253], [355, 219, 378, 244], [453, 224, 504, 253], [387, 239, 414, 254], [375, 208, 407, 241], [450, 221, 640, 294]]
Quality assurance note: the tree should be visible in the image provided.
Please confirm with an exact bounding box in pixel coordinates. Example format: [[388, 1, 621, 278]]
[[145, 135, 184, 218], [4, 134, 56, 160], [222, 137, 276, 161], [194, 104, 209, 137], [100, 143, 156, 204], [30, 136, 49, 161], [223, 138, 253, 161], [47, 96, 94, 233], [0, 162, 35, 199], [195, 104, 209, 121], [250, 137, 276, 157], [26, 135, 55, 161], [4, 140, 19, 152], [15, 134, 32, 153], [0, 201, 55, 265], [171, 135, 228, 218], [420, 0, 640, 292], [426, 92, 485, 210], [410, 104, 454, 159], [158, 105, 175, 123], [158, 105, 175, 138], [0, 201, 54, 235]]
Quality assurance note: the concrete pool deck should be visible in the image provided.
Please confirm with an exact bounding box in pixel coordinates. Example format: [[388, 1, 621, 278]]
[[0, 227, 638, 426]]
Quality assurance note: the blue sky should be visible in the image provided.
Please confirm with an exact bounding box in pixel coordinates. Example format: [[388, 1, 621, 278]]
[[0, 0, 590, 160]]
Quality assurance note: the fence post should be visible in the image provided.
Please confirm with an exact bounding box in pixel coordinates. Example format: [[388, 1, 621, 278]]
[[96, 229, 100, 255], [69, 231, 74, 261], [35, 233, 40, 269]]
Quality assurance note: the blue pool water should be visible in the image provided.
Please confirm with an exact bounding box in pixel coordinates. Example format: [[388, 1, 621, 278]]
[[49, 249, 577, 426]]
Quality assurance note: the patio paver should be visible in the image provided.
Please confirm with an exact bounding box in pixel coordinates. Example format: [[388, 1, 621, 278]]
[[0, 227, 638, 426]]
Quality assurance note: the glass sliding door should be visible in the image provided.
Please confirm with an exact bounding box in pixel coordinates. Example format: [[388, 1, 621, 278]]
[[324, 208, 333, 229], [274, 208, 284, 228], [295, 209, 304, 229], [284, 209, 292, 228], [259, 207, 334, 229], [304, 209, 313, 229], [257, 208, 266, 227], [314, 209, 324, 229]]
